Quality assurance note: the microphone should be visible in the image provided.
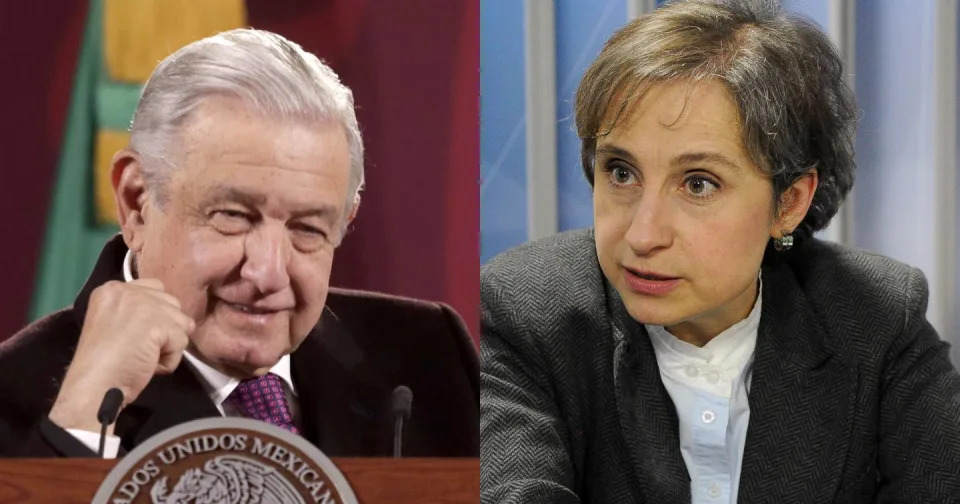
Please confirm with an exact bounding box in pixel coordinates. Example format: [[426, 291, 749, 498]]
[[96, 388, 124, 457], [391, 385, 413, 458]]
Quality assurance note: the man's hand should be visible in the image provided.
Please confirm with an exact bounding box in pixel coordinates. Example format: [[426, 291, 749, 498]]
[[48, 279, 195, 433]]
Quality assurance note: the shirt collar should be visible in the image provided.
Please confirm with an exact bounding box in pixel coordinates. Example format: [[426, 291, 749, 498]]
[[646, 277, 762, 394], [180, 350, 298, 407], [121, 250, 297, 405]]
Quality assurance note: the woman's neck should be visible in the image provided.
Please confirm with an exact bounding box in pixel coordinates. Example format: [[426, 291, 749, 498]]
[[664, 278, 760, 347]]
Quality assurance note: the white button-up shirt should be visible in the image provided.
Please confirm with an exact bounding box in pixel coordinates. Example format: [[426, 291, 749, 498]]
[[646, 280, 761, 504]]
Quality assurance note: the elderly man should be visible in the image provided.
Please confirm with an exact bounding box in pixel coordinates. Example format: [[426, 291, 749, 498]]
[[0, 29, 478, 458]]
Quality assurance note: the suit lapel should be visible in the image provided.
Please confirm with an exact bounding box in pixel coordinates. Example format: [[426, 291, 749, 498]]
[[607, 282, 690, 504], [114, 363, 220, 449], [737, 259, 857, 503], [291, 306, 390, 456], [71, 234, 128, 326]]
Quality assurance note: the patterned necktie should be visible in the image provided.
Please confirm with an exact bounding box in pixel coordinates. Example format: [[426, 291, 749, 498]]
[[226, 373, 300, 435]]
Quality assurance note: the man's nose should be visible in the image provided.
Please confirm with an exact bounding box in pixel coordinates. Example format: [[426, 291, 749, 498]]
[[240, 225, 292, 294]]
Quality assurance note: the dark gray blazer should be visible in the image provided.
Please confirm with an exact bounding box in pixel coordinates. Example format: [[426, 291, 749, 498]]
[[480, 229, 960, 504]]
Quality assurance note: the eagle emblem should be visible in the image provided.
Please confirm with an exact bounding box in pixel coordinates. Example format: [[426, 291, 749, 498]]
[[150, 455, 305, 504]]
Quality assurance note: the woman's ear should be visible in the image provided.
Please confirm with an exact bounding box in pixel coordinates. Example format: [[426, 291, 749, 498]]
[[770, 169, 818, 238]]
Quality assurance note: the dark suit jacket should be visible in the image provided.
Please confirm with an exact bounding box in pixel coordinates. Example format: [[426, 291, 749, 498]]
[[480, 230, 960, 504], [0, 235, 479, 458]]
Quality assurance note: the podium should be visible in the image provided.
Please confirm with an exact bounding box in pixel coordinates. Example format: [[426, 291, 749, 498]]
[[0, 458, 479, 503]]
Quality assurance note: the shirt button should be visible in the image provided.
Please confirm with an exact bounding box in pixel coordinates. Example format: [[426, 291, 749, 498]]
[[701, 410, 716, 424], [705, 371, 719, 384], [709, 482, 721, 498], [685, 365, 699, 377]]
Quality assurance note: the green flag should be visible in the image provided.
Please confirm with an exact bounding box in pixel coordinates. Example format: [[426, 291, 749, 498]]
[[29, 0, 120, 320]]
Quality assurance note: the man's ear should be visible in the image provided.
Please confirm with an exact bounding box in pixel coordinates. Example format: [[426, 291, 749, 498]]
[[111, 149, 151, 253], [334, 192, 361, 247], [770, 169, 818, 238], [346, 191, 361, 225]]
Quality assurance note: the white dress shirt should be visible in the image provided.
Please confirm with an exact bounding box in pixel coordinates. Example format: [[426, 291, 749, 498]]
[[646, 279, 761, 504], [66, 251, 299, 458]]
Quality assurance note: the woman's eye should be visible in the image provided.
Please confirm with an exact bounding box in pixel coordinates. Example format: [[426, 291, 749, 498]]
[[684, 176, 720, 198], [610, 165, 636, 185]]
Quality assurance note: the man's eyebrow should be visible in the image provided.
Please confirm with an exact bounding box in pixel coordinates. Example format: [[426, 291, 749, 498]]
[[289, 204, 340, 220], [205, 186, 268, 206], [205, 186, 341, 220]]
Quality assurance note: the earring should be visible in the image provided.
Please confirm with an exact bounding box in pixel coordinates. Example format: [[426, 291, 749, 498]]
[[774, 233, 794, 251]]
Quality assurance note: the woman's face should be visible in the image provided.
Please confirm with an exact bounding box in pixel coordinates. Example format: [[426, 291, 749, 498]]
[[593, 79, 814, 344]]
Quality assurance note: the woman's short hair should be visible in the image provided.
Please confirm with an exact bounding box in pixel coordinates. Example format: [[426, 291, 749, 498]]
[[575, 0, 857, 238]]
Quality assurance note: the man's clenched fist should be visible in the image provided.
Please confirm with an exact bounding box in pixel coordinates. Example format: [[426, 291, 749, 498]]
[[48, 279, 195, 433]]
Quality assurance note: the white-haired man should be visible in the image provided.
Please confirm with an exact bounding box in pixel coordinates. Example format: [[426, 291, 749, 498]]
[[0, 29, 478, 458]]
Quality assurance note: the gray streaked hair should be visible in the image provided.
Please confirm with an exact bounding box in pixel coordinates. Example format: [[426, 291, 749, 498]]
[[575, 0, 857, 239], [129, 28, 364, 223]]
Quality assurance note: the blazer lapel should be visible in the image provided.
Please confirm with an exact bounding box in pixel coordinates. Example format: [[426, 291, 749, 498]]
[[607, 282, 690, 504], [291, 306, 390, 456], [114, 363, 220, 450], [737, 259, 858, 503]]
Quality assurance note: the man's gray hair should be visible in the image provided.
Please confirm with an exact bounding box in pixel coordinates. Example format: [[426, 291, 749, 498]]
[[129, 28, 364, 217]]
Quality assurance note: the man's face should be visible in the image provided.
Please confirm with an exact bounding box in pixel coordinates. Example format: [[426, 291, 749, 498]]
[[593, 80, 777, 343], [130, 97, 352, 377]]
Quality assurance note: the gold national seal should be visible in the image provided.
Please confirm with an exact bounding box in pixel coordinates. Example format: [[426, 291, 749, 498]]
[[93, 418, 358, 504]]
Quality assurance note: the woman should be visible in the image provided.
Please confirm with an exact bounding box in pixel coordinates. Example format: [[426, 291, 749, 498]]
[[479, 1, 960, 503]]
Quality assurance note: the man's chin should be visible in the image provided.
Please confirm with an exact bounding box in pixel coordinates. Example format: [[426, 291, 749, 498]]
[[216, 355, 284, 379], [191, 339, 288, 379], [226, 361, 275, 378]]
